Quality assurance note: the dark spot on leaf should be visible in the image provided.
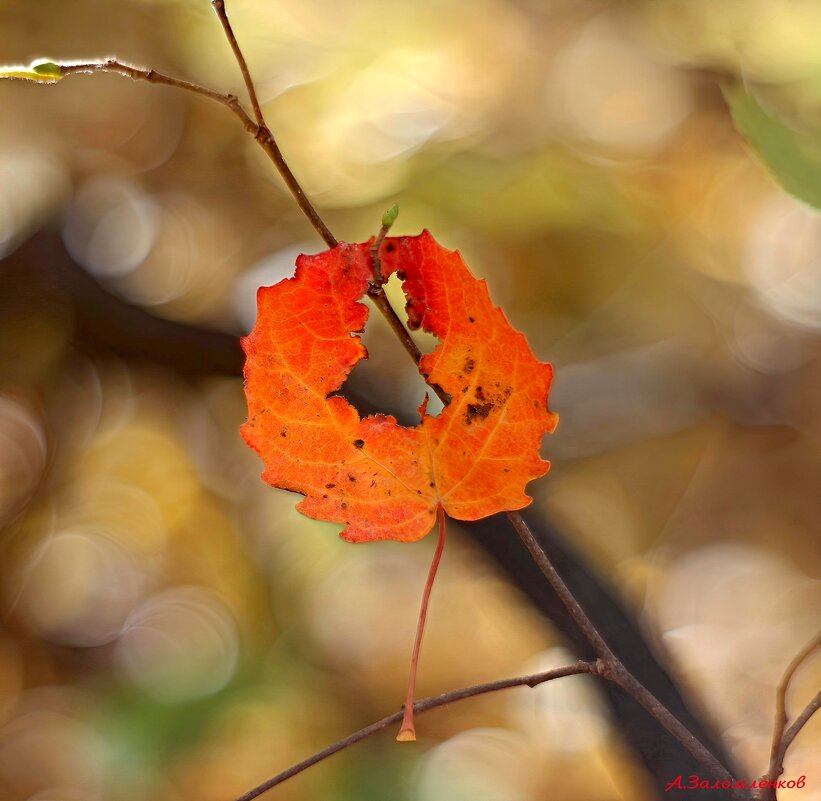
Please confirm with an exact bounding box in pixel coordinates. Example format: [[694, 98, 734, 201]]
[[429, 482, 435, 488], [326, 483, 336, 489], [341, 502, 347, 509], [322, 494, 328, 499], [466, 401, 494, 424], [348, 474, 356, 482], [468, 316, 475, 323], [416, 489, 422, 494], [464, 357, 475, 374], [396, 268, 404, 278], [280, 429, 287, 437], [386, 243, 395, 253], [370, 480, 377, 487], [353, 439, 364, 448]]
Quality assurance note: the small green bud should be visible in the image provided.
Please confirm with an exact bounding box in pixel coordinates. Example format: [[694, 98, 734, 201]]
[[381, 204, 399, 229], [0, 59, 62, 82], [31, 60, 62, 79]]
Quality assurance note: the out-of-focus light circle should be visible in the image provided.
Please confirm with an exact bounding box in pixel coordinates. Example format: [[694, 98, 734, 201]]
[[63, 177, 158, 280], [509, 647, 607, 752], [14, 529, 145, 648], [0, 700, 103, 801], [0, 397, 46, 525], [309, 553, 420, 668], [416, 728, 530, 801], [655, 542, 820, 746], [731, 300, 814, 374], [234, 245, 313, 332], [546, 16, 693, 156], [326, 61, 455, 165], [117, 586, 239, 701], [657, 543, 818, 678], [744, 193, 821, 331], [0, 151, 69, 258]]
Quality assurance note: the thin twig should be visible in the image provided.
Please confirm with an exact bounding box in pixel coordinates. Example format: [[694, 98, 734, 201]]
[[234, 661, 597, 801], [764, 633, 821, 794], [507, 511, 741, 795], [209, 0, 337, 247], [59, 57, 337, 247], [776, 692, 820, 770], [61, 61, 257, 132], [211, 0, 265, 126]]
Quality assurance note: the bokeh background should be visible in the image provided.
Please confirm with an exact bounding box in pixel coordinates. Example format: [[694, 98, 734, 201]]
[[0, 0, 819, 799]]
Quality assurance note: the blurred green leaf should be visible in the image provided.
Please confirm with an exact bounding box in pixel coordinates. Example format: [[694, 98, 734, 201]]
[[725, 84, 821, 210]]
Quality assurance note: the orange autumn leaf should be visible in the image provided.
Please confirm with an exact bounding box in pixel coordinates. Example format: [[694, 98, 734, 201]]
[[241, 230, 557, 543]]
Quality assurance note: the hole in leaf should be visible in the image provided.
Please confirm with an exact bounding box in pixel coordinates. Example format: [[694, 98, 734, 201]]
[[342, 274, 444, 426]]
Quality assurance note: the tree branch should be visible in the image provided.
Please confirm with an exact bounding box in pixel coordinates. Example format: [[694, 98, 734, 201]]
[[234, 662, 596, 801]]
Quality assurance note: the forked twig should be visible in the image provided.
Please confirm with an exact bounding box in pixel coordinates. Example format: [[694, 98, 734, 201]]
[[763, 633, 821, 797]]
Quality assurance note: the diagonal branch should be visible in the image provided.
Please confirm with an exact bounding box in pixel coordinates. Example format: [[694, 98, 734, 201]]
[[507, 511, 738, 792], [234, 661, 596, 801]]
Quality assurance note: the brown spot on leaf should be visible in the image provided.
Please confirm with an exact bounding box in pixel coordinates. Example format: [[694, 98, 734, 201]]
[[466, 401, 494, 424], [353, 439, 365, 448]]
